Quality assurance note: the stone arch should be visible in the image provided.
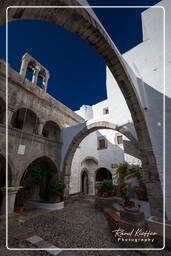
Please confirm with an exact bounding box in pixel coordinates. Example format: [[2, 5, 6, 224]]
[[95, 167, 112, 182], [81, 156, 98, 166], [0, 3, 157, 161], [17, 156, 59, 202], [11, 107, 40, 134], [0, 153, 15, 213], [63, 121, 138, 177], [18, 153, 59, 185], [42, 120, 61, 141], [0, 1, 163, 216], [0, 152, 14, 186]]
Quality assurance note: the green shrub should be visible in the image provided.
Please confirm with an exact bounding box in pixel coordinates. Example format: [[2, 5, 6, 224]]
[[48, 179, 65, 196], [95, 179, 113, 193], [95, 182, 103, 192], [27, 161, 51, 183]]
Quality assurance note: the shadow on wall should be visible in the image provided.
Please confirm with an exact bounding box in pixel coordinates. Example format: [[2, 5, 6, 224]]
[[137, 78, 164, 172]]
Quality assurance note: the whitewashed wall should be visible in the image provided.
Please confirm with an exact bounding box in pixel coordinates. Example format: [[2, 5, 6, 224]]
[[67, 0, 171, 218]]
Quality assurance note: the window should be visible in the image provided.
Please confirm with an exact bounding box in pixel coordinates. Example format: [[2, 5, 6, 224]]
[[117, 135, 123, 144], [97, 136, 107, 150], [103, 107, 109, 115]]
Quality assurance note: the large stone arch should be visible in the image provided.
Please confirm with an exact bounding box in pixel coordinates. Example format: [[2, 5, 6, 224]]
[[63, 121, 161, 216], [0, 1, 163, 216], [17, 153, 59, 186], [63, 121, 138, 177]]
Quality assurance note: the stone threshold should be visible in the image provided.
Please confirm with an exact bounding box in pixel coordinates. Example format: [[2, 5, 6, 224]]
[[17, 233, 74, 256]]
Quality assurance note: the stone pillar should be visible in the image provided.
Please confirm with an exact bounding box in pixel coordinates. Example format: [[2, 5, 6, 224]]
[[32, 67, 40, 86], [42, 72, 50, 92], [37, 120, 45, 136], [64, 175, 70, 199], [1, 186, 22, 214], [142, 163, 163, 218], [8, 109, 14, 126], [19, 53, 30, 79], [88, 171, 96, 195], [1, 110, 6, 124]]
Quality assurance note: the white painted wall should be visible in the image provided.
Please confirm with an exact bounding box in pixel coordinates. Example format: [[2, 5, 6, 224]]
[[105, 0, 171, 218], [65, 0, 171, 218]]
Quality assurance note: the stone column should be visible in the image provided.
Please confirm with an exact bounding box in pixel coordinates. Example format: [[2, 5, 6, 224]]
[[37, 120, 45, 136], [42, 71, 50, 92], [88, 170, 96, 195], [32, 67, 40, 86], [1, 110, 6, 124], [1, 186, 22, 214], [8, 109, 14, 126], [19, 53, 30, 79], [63, 175, 70, 199], [142, 163, 163, 218]]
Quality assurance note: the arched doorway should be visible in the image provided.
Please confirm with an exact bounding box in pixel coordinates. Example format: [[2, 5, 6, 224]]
[[16, 157, 58, 205], [11, 108, 39, 134], [42, 121, 61, 141], [96, 168, 112, 182], [81, 170, 88, 194]]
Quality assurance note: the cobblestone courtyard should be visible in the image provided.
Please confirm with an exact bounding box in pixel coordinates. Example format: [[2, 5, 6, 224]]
[[0, 196, 170, 256]]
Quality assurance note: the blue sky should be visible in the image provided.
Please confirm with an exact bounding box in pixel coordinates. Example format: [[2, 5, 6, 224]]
[[0, 0, 160, 110]]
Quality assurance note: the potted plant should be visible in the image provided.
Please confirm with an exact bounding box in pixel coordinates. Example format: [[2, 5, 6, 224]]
[[48, 179, 65, 203], [101, 179, 114, 197], [95, 179, 114, 197], [95, 182, 103, 197], [134, 185, 147, 201], [15, 188, 25, 214]]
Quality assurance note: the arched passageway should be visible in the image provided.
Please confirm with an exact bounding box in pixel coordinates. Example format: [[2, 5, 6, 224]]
[[0, 1, 163, 216], [63, 121, 161, 217], [11, 108, 39, 134], [81, 170, 88, 194], [42, 121, 61, 141], [96, 168, 112, 182], [63, 121, 138, 177], [16, 157, 58, 206], [0, 154, 13, 214], [0, 154, 6, 211], [0, 97, 5, 123]]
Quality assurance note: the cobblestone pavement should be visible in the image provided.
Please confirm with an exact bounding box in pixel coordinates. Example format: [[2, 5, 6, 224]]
[[0, 196, 170, 256]]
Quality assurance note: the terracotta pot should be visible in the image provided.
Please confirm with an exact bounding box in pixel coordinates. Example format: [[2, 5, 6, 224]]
[[49, 194, 61, 203], [124, 201, 135, 207], [97, 192, 103, 197], [134, 187, 147, 201], [15, 206, 24, 214], [102, 192, 109, 198]]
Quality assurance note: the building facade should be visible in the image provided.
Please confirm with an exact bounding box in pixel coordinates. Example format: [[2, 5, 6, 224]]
[[0, 0, 169, 221]]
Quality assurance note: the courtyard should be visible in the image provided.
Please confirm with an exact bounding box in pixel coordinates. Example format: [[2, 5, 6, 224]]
[[0, 0, 170, 253], [1, 195, 170, 255]]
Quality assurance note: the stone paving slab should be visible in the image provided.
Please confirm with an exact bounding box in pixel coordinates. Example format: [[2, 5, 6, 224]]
[[26, 235, 44, 244]]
